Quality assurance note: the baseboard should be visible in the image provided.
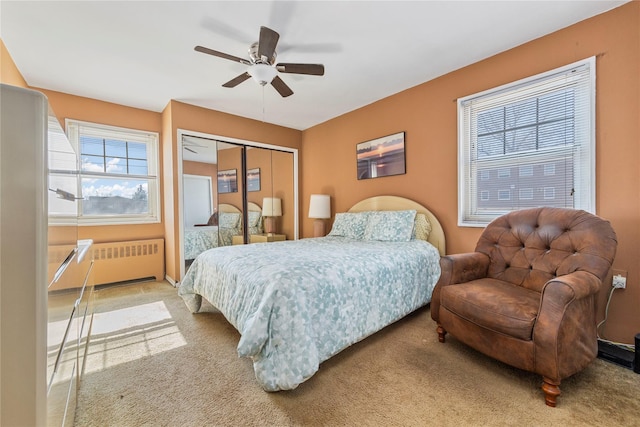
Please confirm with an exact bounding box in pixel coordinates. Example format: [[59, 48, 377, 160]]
[[597, 339, 635, 370]]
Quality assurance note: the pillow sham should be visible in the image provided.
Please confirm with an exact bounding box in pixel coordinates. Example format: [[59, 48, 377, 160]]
[[412, 213, 432, 241], [328, 211, 371, 239], [219, 212, 241, 229], [248, 211, 262, 228], [363, 210, 417, 242]]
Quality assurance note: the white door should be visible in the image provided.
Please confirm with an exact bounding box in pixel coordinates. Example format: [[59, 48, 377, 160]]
[[183, 174, 213, 228]]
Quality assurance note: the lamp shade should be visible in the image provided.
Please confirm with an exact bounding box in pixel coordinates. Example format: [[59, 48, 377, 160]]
[[308, 194, 331, 219], [262, 197, 282, 217]]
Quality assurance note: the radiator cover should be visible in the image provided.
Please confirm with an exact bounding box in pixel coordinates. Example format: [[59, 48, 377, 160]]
[[91, 239, 164, 285]]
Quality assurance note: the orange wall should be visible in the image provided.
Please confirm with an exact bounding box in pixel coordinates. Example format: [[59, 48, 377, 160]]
[[302, 2, 640, 343], [1, 39, 27, 87]]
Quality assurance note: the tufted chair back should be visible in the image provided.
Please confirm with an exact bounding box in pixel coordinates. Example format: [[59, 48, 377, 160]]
[[475, 207, 617, 293]]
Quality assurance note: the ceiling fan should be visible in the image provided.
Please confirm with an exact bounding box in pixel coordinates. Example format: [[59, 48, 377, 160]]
[[182, 139, 206, 154], [195, 26, 325, 97]]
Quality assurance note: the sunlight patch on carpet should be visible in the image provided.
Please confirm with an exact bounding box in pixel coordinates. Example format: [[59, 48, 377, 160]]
[[84, 301, 186, 373]]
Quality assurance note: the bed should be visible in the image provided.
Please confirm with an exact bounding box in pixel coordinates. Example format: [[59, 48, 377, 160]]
[[178, 196, 445, 391], [183, 202, 264, 260]]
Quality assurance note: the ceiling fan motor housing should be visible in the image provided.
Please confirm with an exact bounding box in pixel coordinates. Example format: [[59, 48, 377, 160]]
[[249, 42, 276, 65]]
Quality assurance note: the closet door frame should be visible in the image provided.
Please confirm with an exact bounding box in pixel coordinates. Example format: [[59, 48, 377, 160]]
[[177, 129, 299, 280]]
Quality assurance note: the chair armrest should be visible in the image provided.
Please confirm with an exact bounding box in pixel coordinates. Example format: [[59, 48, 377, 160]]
[[534, 271, 603, 380], [540, 270, 602, 304], [431, 252, 490, 321], [439, 252, 491, 285]]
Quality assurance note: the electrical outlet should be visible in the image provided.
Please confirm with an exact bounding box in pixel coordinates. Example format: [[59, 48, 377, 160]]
[[612, 274, 627, 289]]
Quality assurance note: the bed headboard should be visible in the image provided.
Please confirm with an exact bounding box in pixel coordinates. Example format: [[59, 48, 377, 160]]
[[348, 196, 446, 256], [219, 203, 241, 214], [248, 202, 261, 212]]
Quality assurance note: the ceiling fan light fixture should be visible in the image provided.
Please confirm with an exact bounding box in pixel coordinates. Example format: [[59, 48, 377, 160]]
[[247, 63, 277, 86]]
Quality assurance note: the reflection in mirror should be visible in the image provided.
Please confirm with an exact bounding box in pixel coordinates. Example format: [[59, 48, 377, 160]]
[[271, 150, 295, 240], [180, 133, 297, 276], [182, 136, 218, 270]]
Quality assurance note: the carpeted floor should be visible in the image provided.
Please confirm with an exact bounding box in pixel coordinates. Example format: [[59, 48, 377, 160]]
[[75, 280, 640, 426]]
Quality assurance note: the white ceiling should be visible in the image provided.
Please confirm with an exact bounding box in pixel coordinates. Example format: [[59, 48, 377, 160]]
[[0, 1, 627, 131]]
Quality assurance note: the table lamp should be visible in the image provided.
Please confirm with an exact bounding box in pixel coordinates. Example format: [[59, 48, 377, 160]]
[[262, 197, 282, 235], [308, 194, 331, 237]]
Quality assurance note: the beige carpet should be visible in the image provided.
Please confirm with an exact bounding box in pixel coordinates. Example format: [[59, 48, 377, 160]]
[[75, 281, 639, 427]]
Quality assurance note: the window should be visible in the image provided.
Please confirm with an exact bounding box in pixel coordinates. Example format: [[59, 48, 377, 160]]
[[66, 120, 160, 225], [497, 169, 511, 178], [480, 190, 489, 201], [498, 190, 511, 200], [519, 165, 533, 177], [544, 187, 556, 200], [519, 188, 534, 200], [458, 57, 595, 226]]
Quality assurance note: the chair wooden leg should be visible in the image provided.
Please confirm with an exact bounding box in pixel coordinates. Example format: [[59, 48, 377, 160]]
[[436, 323, 447, 343], [541, 377, 561, 407]]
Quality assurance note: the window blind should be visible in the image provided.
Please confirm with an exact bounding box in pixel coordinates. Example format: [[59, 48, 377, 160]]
[[458, 57, 595, 226]]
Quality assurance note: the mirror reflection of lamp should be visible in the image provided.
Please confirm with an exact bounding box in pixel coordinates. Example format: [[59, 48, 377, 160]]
[[262, 197, 282, 235], [308, 194, 331, 237]]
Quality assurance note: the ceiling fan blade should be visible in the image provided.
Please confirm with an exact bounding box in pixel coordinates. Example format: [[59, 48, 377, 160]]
[[271, 76, 293, 98], [195, 46, 250, 65], [222, 72, 251, 88], [258, 26, 279, 61], [276, 63, 325, 76]]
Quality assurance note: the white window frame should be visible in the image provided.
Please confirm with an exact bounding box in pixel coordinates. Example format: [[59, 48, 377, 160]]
[[458, 57, 596, 227], [66, 120, 160, 225]]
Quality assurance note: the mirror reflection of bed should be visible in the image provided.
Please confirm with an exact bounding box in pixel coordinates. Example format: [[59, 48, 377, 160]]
[[184, 203, 241, 268], [184, 202, 267, 270]]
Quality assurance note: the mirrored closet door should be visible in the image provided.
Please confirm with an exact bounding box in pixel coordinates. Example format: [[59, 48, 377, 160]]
[[180, 133, 296, 277]]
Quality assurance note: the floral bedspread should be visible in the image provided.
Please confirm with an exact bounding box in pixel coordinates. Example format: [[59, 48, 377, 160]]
[[178, 236, 441, 391], [183, 226, 239, 260]]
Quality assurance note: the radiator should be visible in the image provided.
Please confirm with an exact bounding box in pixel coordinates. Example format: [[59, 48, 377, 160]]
[[91, 239, 164, 285]]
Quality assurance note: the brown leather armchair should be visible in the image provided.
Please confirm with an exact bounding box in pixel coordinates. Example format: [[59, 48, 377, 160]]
[[431, 207, 617, 407]]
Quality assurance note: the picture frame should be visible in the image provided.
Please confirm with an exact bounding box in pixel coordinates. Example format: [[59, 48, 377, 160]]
[[217, 169, 238, 193], [247, 168, 261, 192], [356, 131, 406, 180]]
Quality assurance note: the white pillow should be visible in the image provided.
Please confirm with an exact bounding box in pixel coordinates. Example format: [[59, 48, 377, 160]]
[[363, 210, 417, 242]]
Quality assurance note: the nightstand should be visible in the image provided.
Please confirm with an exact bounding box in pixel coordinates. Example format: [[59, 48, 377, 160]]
[[232, 235, 244, 245], [250, 233, 286, 243]]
